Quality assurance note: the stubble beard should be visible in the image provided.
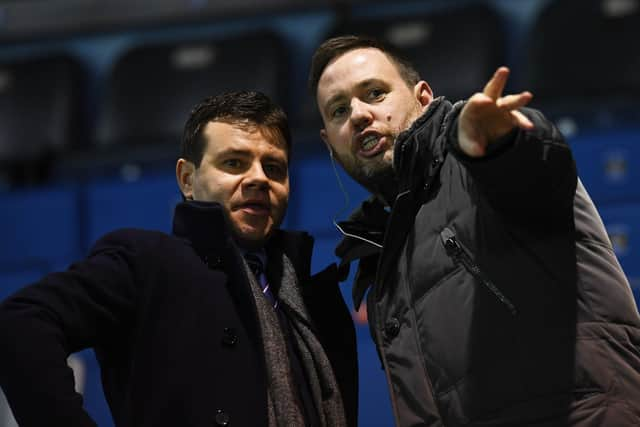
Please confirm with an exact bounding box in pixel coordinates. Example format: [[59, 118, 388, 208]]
[[351, 138, 398, 206], [346, 104, 424, 205]]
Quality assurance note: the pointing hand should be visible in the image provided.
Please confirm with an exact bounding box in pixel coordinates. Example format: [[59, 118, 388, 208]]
[[457, 67, 534, 157]]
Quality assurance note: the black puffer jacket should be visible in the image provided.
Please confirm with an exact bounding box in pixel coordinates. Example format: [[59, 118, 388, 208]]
[[337, 98, 640, 426]]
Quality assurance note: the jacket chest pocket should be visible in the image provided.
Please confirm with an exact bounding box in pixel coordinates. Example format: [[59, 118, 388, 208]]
[[440, 227, 517, 316]]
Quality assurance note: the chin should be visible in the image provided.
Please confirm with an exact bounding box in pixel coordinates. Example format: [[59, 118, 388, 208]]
[[230, 222, 268, 247], [363, 160, 392, 179]]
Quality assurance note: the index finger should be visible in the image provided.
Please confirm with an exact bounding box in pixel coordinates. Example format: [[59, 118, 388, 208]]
[[483, 66, 510, 100]]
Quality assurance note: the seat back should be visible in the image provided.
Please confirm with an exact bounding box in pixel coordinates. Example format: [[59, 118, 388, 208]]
[[0, 55, 86, 187], [97, 31, 288, 150], [524, 0, 640, 124], [301, 4, 508, 131]]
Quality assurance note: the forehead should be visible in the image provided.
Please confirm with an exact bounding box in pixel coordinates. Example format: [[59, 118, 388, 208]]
[[202, 121, 287, 155], [317, 48, 404, 99]]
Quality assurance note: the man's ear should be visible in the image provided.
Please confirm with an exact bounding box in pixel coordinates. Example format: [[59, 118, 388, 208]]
[[176, 158, 196, 200], [414, 80, 434, 110]]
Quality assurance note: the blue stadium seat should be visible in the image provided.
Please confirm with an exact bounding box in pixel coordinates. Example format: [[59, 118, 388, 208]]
[[310, 234, 341, 276], [598, 202, 640, 303], [568, 127, 640, 205], [0, 185, 81, 269], [524, 0, 640, 127], [288, 154, 369, 235], [84, 172, 180, 247], [0, 268, 46, 301], [0, 55, 87, 188]]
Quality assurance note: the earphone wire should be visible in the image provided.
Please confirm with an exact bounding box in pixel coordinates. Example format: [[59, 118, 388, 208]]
[[329, 150, 383, 249]]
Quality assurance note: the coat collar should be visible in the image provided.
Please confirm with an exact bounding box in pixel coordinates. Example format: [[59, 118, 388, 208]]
[[172, 200, 233, 260], [171, 200, 313, 280], [335, 98, 460, 308]]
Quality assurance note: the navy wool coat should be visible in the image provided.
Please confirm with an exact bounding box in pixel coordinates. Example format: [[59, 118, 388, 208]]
[[0, 201, 358, 427]]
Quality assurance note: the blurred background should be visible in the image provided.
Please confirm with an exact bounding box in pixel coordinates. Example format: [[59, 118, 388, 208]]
[[0, 0, 638, 425]]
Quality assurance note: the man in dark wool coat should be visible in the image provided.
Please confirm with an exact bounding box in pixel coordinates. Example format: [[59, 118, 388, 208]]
[[308, 34, 640, 427], [0, 90, 358, 427]]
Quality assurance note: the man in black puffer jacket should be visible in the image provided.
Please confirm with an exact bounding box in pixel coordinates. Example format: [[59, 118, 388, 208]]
[[309, 35, 640, 426]]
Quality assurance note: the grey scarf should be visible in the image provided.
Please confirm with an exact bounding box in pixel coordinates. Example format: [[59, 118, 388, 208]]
[[244, 252, 347, 427]]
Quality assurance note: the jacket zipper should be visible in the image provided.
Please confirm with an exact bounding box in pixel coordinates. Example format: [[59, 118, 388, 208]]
[[440, 227, 517, 315]]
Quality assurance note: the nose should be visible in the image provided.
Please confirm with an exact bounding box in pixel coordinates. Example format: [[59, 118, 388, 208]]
[[244, 160, 269, 190], [349, 98, 373, 131]]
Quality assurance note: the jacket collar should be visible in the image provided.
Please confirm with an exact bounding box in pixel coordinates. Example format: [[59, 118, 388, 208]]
[[335, 99, 451, 258], [336, 97, 458, 308], [172, 200, 233, 260], [392, 97, 454, 177], [171, 200, 312, 280]]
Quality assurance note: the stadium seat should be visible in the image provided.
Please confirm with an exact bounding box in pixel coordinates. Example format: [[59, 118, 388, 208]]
[[0, 55, 86, 188], [568, 127, 640, 204], [288, 154, 369, 235], [96, 30, 288, 152], [598, 202, 640, 305], [299, 3, 508, 131], [0, 268, 45, 301], [0, 185, 81, 268], [523, 0, 640, 127], [84, 171, 180, 247]]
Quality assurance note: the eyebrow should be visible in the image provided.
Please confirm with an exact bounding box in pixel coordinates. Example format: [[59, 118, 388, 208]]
[[216, 148, 287, 163], [216, 148, 251, 158]]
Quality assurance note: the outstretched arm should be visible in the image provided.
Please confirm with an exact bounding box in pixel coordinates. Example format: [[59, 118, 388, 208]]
[[450, 67, 576, 224]]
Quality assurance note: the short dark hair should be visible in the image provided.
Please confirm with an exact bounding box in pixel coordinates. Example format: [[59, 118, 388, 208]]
[[181, 90, 291, 167], [308, 35, 421, 99]]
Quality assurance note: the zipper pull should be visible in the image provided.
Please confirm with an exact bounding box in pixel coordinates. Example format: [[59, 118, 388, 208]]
[[440, 227, 462, 257]]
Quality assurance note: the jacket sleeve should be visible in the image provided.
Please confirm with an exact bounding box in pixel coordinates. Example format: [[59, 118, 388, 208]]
[[448, 107, 577, 225], [0, 229, 144, 427]]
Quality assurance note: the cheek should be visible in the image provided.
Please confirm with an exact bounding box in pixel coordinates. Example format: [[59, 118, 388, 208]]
[[328, 125, 347, 143], [194, 174, 232, 204], [272, 183, 289, 206]]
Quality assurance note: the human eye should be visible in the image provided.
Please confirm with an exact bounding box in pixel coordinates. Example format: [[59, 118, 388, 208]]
[[331, 104, 348, 119], [264, 161, 287, 179], [368, 88, 386, 101], [222, 158, 243, 169]]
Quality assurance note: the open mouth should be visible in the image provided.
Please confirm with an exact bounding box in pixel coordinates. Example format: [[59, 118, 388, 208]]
[[358, 133, 387, 158], [362, 134, 379, 151]]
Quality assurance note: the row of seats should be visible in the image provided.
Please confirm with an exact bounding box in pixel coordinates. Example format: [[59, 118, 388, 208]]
[[1, 148, 638, 293], [3, 127, 623, 273], [1, 0, 639, 188]]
